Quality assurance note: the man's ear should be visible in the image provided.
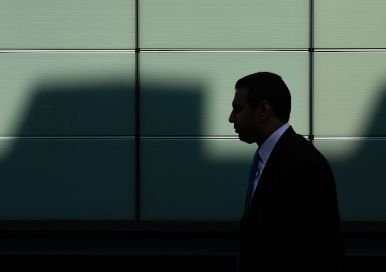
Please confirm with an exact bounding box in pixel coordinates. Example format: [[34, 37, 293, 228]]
[[257, 100, 272, 119]]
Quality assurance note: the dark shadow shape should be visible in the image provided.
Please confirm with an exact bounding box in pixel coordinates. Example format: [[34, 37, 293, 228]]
[[0, 80, 248, 222]]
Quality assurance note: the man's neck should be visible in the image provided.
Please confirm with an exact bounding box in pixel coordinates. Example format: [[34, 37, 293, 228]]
[[256, 121, 287, 147]]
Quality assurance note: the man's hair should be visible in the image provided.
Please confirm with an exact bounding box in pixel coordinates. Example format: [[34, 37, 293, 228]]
[[235, 72, 291, 121]]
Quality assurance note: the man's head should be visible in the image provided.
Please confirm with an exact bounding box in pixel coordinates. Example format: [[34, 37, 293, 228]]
[[228, 72, 291, 145]]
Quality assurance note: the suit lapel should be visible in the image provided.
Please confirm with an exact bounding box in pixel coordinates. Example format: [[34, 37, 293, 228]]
[[247, 126, 296, 209]]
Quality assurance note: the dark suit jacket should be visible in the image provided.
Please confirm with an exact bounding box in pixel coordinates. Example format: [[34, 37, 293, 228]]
[[239, 127, 345, 272]]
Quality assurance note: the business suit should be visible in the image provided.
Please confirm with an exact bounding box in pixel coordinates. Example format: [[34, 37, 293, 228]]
[[239, 126, 345, 272]]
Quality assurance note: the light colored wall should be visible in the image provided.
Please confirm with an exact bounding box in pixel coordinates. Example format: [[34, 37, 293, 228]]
[[0, 0, 385, 221]]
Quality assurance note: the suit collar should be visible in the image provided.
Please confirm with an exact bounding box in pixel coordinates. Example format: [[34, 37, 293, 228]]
[[258, 123, 290, 165], [244, 126, 297, 214]]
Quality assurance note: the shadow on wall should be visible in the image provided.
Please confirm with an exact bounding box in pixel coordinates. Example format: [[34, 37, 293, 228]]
[[0, 79, 247, 221], [0, 81, 135, 220], [324, 84, 386, 222], [1, 77, 385, 223], [140, 84, 248, 220]]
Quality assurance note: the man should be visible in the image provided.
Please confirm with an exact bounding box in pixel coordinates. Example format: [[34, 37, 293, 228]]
[[229, 72, 345, 271]]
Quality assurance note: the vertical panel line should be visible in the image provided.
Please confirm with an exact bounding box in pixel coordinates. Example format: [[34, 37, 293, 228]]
[[135, 0, 141, 221], [309, 0, 315, 143]]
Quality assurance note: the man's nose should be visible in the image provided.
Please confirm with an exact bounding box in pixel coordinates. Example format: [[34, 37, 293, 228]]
[[229, 112, 234, 123]]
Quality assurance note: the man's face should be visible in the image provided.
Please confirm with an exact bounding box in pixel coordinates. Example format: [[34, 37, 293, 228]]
[[229, 87, 260, 144]]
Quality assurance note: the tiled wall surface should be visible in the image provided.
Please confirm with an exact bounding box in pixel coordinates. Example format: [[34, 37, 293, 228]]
[[0, 0, 385, 221]]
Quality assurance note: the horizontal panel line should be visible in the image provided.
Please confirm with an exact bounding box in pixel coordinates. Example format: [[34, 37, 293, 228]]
[[140, 48, 309, 53], [315, 49, 386, 52], [0, 136, 312, 140], [0, 136, 134, 140], [0, 49, 308, 53], [1, 49, 385, 53], [0, 50, 135, 53], [141, 135, 309, 140], [1, 136, 368, 140], [142, 136, 239, 140], [315, 137, 386, 140]]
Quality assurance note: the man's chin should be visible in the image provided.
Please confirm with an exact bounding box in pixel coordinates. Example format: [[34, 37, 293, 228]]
[[238, 135, 254, 144]]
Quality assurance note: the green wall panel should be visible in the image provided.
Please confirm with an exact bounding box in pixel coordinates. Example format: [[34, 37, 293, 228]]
[[0, 53, 135, 136], [0, 0, 135, 49], [141, 52, 309, 136], [314, 53, 386, 137], [3, 0, 384, 224], [141, 139, 255, 220], [140, 0, 309, 48], [315, 0, 386, 48], [315, 139, 386, 221], [0, 138, 135, 220]]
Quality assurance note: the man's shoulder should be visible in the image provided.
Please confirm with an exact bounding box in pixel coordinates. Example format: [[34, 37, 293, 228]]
[[279, 129, 329, 167], [276, 131, 335, 187]]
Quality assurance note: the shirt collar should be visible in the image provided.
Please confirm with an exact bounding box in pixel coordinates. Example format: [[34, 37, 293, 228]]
[[258, 123, 290, 165]]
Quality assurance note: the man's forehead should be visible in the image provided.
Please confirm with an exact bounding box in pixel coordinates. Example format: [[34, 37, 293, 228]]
[[234, 87, 248, 100]]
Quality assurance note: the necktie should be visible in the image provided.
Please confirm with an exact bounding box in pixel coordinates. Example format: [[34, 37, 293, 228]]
[[244, 150, 261, 210]]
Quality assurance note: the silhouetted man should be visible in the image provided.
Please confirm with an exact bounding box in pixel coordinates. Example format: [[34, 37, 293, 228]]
[[229, 72, 345, 272]]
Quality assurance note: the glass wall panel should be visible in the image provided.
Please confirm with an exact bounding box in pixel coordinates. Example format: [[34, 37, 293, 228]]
[[315, 139, 386, 221], [140, 0, 309, 48], [0, 53, 135, 136], [0, 138, 135, 220], [315, 0, 386, 48], [141, 52, 309, 136], [314, 53, 386, 137], [0, 0, 135, 49], [141, 139, 255, 220]]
